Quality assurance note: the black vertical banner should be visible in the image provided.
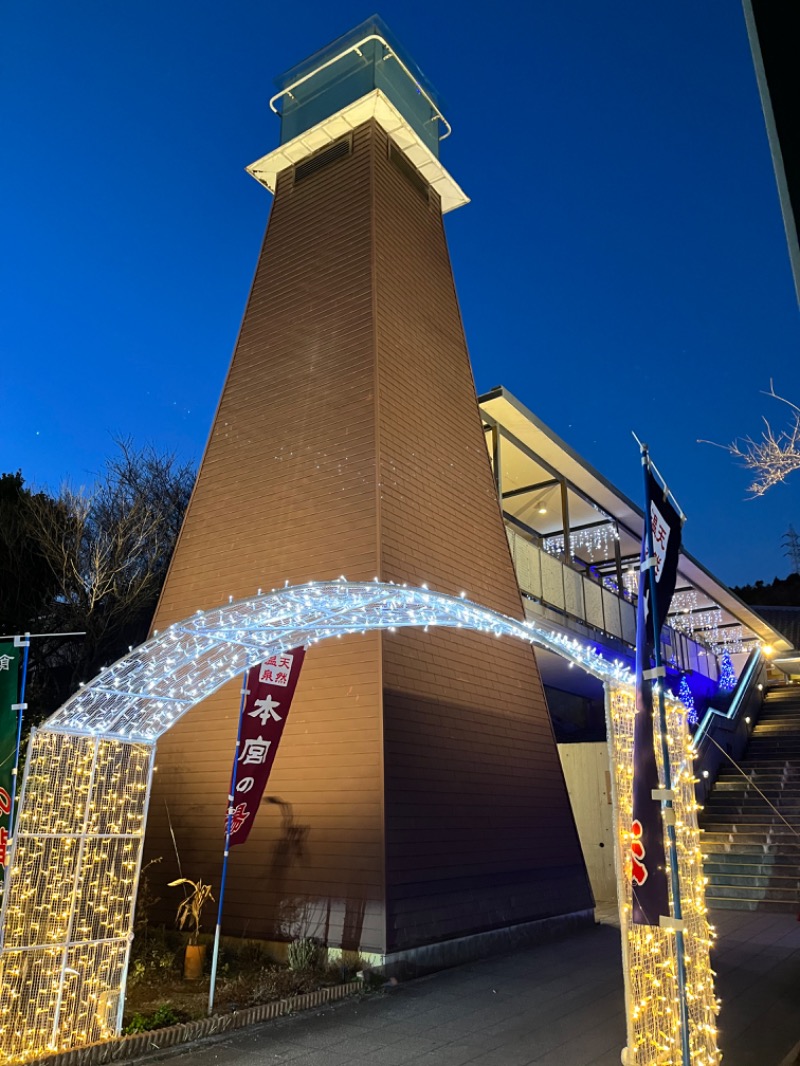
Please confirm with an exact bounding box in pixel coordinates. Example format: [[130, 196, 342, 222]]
[[631, 467, 682, 926]]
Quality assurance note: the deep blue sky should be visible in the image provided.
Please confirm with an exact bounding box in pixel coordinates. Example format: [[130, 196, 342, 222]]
[[2, 1, 799, 587]]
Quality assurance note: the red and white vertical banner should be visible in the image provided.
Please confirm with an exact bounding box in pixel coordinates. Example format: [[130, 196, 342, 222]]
[[228, 647, 306, 847]]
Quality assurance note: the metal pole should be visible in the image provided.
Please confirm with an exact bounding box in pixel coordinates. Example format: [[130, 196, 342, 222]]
[[640, 446, 691, 1066], [8, 634, 30, 839], [0, 631, 86, 641], [208, 670, 250, 1016]]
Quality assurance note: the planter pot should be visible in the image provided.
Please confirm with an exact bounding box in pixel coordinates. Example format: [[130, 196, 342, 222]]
[[184, 943, 206, 981]]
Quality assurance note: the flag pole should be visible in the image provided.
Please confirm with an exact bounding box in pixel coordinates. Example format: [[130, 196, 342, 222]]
[[208, 670, 250, 1017], [8, 634, 30, 840], [640, 445, 692, 1066]]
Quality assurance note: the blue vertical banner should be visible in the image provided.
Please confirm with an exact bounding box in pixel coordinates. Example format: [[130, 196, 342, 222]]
[[631, 465, 683, 926]]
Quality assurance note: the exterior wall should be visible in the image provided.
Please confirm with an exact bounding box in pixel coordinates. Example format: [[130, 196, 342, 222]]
[[145, 119, 592, 956], [146, 123, 387, 952], [558, 743, 616, 903], [370, 125, 591, 947]]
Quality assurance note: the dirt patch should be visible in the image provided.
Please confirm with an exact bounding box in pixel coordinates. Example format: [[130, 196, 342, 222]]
[[123, 932, 357, 1032]]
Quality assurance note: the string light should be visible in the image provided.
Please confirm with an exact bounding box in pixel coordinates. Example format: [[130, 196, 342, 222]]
[[0, 581, 716, 1063], [670, 591, 699, 620], [0, 732, 152, 1062], [608, 686, 720, 1064], [678, 675, 699, 728], [543, 521, 619, 561], [717, 651, 737, 693]]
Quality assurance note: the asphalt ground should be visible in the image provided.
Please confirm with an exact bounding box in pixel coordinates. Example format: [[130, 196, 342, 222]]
[[130, 907, 800, 1066]]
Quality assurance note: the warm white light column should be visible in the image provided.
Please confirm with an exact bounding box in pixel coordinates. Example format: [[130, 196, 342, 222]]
[[0, 731, 153, 1062], [606, 683, 720, 1065]]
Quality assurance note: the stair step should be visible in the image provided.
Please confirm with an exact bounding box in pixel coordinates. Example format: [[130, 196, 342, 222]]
[[704, 857, 797, 874], [703, 810, 800, 819], [701, 841, 794, 856], [744, 743, 800, 750], [708, 780, 800, 787], [714, 778, 800, 787], [703, 807, 800, 816], [706, 896, 799, 913], [736, 755, 800, 762], [739, 746, 800, 753], [703, 883, 799, 902], [717, 767, 800, 775], [700, 689, 800, 882], [712, 781, 800, 792], [701, 829, 800, 844], [701, 817, 800, 828], [710, 792, 800, 800], [704, 792, 800, 802], [705, 870, 800, 889], [702, 816, 800, 826]]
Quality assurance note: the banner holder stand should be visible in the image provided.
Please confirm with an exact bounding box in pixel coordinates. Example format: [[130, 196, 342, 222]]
[[208, 671, 250, 1017], [640, 445, 692, 1066]]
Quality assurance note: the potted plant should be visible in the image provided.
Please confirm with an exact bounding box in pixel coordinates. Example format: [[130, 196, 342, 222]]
[[168, 877, 215, 980]]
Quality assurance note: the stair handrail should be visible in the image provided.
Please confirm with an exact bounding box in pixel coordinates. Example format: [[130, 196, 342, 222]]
[[704, 732, 800, 840], [693, 647, 763, 751], [692, 648, 766, 802]]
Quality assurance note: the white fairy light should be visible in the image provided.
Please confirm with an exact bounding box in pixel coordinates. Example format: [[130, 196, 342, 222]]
[[544, 521, 619, 562]]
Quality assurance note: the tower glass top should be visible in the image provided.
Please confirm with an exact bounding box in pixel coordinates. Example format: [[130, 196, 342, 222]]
[[272, 15, 448, 157]]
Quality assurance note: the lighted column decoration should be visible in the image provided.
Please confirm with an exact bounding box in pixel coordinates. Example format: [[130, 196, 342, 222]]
[[0, 731, 153, 1063], [606, 683, 719, 1064]]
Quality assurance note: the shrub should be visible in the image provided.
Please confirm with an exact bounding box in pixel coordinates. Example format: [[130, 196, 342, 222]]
[[127, 926, 182, 987], [123, 1004, 186, 1034], [287, 937, 321, 972]]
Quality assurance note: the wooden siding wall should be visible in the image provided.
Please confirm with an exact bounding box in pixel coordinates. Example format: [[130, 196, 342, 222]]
[[146, 124, 387, 952], [144, 120, 592, 957], [370, 124, 592, 948]]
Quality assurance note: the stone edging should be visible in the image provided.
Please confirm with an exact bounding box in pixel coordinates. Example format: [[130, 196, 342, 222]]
[[29, 981, 363, 1066]]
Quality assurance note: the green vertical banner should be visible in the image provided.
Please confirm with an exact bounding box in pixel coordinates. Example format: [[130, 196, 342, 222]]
[[0, 641, 21, 882]]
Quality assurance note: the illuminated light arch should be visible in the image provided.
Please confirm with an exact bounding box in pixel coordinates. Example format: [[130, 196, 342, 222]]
[[0, 582, 718, 1065], [42, 579, 633, 741]]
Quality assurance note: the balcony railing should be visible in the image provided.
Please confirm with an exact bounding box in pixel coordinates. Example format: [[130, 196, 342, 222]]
[[505, 525, 719, 683]]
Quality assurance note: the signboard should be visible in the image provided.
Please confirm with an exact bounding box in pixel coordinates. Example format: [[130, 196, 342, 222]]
[[228, 647, 306, 846]]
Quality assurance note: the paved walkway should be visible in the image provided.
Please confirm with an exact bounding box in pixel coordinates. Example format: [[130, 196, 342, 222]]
[[137, 907, 800, 1066]]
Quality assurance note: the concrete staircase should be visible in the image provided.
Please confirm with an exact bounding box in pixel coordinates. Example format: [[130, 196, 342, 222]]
[[700, 684, 800, 912]]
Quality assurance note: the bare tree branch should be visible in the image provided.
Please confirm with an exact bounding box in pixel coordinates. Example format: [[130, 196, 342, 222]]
[[699, 381, 800, 496], [20, 441, 194, 709]]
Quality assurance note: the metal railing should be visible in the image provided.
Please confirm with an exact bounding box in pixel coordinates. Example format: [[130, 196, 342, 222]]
[[692, 648, 765, 802], [505, 525, 718, 680]]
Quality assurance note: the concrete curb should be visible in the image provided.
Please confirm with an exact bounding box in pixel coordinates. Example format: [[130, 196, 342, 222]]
[[28, 981, 363, 1066]]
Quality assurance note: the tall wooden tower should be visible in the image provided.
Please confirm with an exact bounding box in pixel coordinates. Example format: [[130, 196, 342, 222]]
[[146, 18, 592, 964]]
